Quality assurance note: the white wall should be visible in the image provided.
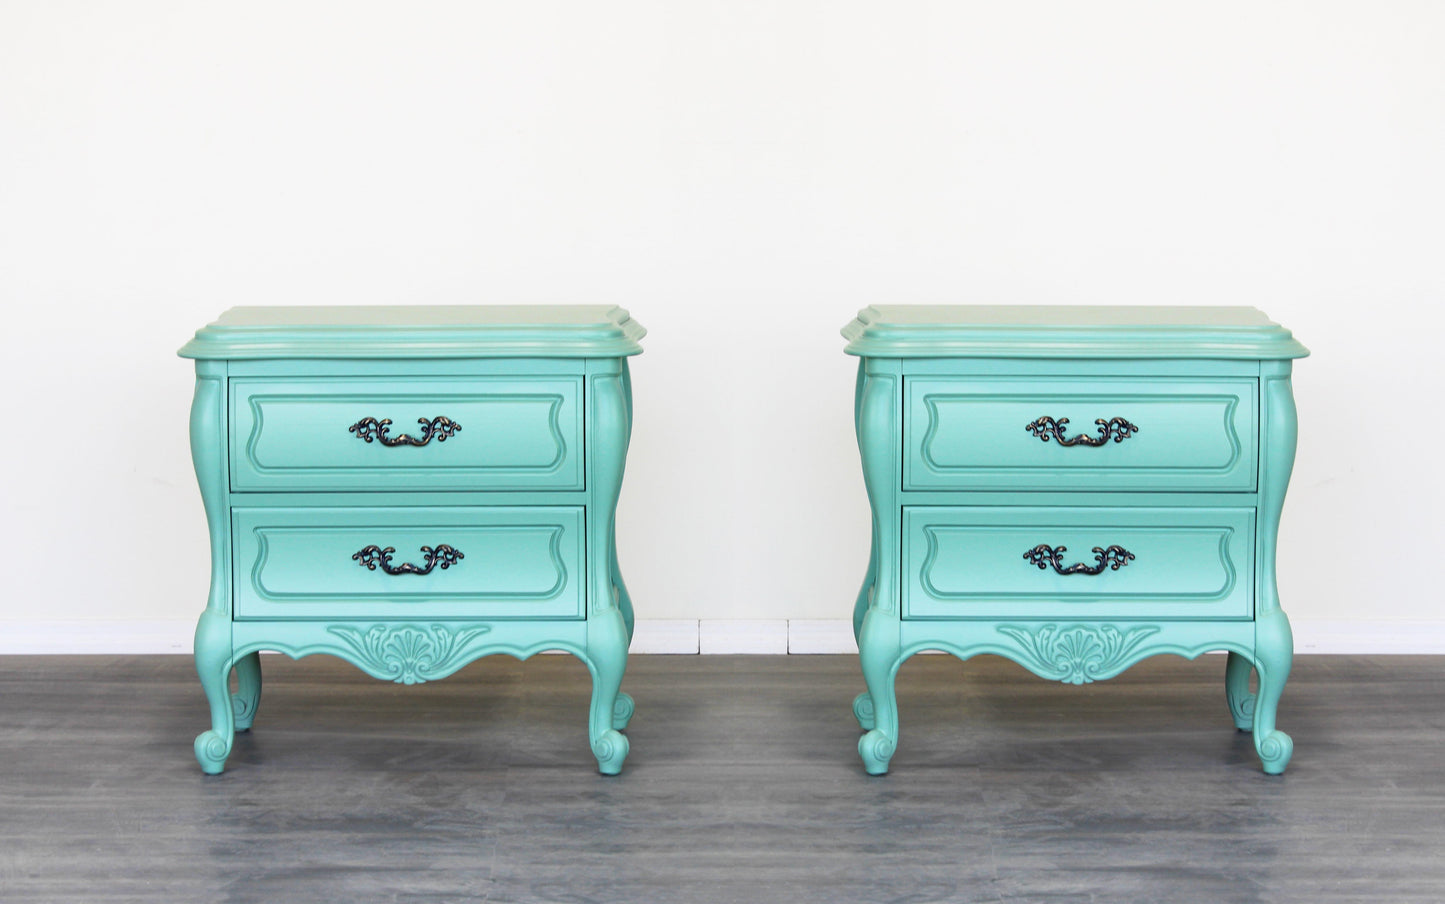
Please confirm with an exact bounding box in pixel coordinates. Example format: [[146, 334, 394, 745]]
[[2, 1, 1442, 652]]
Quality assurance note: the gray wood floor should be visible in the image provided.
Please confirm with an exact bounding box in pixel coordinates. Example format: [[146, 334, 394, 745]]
[[1, 653, 1442, 903]]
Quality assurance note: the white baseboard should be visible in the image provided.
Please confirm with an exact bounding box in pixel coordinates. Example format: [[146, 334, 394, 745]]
[[629, 619, 699, 654], [1291, 620, 1445, 655], [699, 619, 788, 654], [2, 620, 195, 655], [788, 620, 859, 654], [3, 618, 1445, 655]]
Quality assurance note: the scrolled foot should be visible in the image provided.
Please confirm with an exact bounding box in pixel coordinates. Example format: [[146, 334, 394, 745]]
[[1256, 729, 1294, 775], [853, 692, 876, 731], [591, 729, 630, 776], [194, 729, 232, 775], [231, 652, 262, 732], [1224, 651, 1255, 732], [231, 693, 257, 732], [1227, 690, 1256, 732], [612, 693, 635, 731], [858, 729, 896, 776]]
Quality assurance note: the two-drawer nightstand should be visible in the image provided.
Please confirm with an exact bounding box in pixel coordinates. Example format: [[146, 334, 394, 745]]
[[842, 306, 1308, 775], [179, 306, 644, 774]]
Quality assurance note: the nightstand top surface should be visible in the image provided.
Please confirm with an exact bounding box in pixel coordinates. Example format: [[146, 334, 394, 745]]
[[842, 305, 1308, 359], [180, 305, 645, 359]]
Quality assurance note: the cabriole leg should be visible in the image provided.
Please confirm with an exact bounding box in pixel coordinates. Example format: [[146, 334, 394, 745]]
[[193, 609, 235, 775], [1224, 651, 1254, 731], [586, 608, 631, 775], [852, 691, 876, 732], [586, 362, 633, 773], [231, 651, 263, 732], [851, 535, 878, 731], [857, 609, 901, 776], [612, 692, 636, 732], [853, 365, 900, 773], [1251, 609, 1294, 774], [1252, 361, 1297, 774], [609, 535, 635, 730]]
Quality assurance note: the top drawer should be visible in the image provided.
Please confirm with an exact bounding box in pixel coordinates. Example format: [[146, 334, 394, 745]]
[[230, 376, 583, 492], [905, 376, 1257, 492]]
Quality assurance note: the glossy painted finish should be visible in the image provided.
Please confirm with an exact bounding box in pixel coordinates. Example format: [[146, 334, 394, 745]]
[[230, 376, 583, 491], [844, 304, 1307, 775], [180, 304, 646, 359], [843, 304, 1309, 359], [903, 505, 1255, 620], [231, 506, 586, 620], [182, 306, 643, 774], [905, 376, 1258, 491]]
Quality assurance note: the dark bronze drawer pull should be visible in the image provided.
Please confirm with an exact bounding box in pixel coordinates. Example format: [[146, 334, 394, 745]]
[[1025, 416, 1138, 446], [1023, 544, 1135, 575], [352, 544, 464, 576], [348, 416, 461, 447]]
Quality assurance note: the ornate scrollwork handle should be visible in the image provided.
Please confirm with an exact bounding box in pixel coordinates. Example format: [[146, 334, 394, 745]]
[[1023, 544, 1135, 576], [349, 416, 461, 447], [352, 544, 464, 576], [1025, 416, 1138, 446]]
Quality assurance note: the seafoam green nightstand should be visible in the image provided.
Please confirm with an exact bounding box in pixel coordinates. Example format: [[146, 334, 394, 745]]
[[842, 306, 1308, 775], [179, 306, 644, 774]]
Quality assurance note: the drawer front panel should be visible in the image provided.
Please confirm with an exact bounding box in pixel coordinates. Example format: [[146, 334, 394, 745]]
[[905, 377, 1257, 492], [233, 506, 585, 619], [903, 506, 1254, 619], [230, 377, 583, 492]]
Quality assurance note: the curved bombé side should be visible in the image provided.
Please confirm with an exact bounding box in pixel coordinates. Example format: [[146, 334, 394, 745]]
[[1244, 360, 1299, 774], [854, 361, 904, 774], [584, 359, 634, 773], [189, 360, 243, 774]]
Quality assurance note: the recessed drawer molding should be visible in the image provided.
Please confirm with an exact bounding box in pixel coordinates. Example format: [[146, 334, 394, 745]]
[[906, 377, 1258, 492], [230, 377, 583, 492], [904, 506, 1254, 620], [233, 507, 585, 620]]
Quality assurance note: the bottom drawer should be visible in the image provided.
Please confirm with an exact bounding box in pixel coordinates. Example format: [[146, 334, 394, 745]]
[[232, 506, 585, 619], [903, 506, 1254, 620]]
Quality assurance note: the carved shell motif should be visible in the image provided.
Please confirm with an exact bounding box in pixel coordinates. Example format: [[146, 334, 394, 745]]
[[327, 623, 492, 685], [996, 623, 1160, 685]]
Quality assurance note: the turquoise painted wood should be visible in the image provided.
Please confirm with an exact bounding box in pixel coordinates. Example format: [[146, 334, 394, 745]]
[[180, 304, 646, 359], [181, 305, 643, 775], [903, 505, 1255, 620], [842, 304, 1309, 359], [843, 305, 1307, 775], [906, 376, 1258, 492], [230, 376, 584, 492], [232, 506, 585, 620]]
